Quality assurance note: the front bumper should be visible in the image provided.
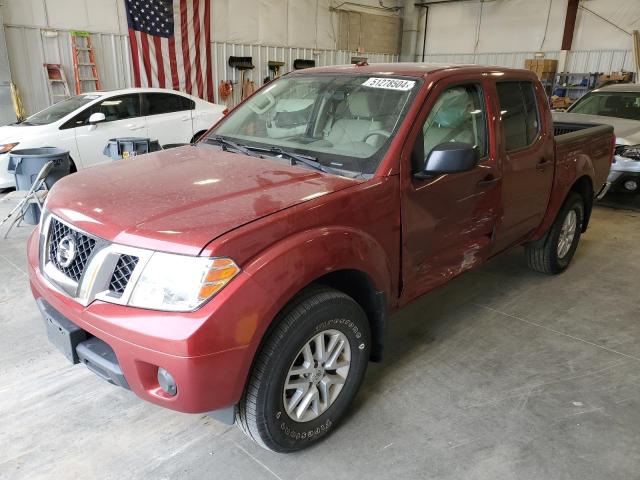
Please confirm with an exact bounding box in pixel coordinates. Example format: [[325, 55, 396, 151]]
[[27, 229, 269, 414]]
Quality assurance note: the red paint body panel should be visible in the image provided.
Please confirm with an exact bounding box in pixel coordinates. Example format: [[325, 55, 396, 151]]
[[46, 146, 359, 255], [28, 64, 613, 414]]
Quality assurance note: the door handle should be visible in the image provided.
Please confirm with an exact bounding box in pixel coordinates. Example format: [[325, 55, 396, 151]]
[[180, 115, 191, 121], [126, 124, 144, 130], [536, 159, 551, 171], [477, 175, 501, 188]]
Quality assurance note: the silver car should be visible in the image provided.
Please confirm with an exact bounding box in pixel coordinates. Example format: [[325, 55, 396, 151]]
[[553, 84, 640, 195]]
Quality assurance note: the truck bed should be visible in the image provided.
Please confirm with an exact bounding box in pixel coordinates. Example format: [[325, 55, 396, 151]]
[[553, 120, 612, 140], [553, 120, 614, 197]]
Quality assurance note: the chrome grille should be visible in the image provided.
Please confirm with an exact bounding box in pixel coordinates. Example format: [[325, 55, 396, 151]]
[[48, 218, 97, 282], [109, 255, 139, 296]]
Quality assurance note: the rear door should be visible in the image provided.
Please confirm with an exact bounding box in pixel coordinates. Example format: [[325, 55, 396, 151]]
[[400, 75, 501, 304], [492, 80, 554, 250], [74, 93, 146, 166], [143, 92, 195, 146]]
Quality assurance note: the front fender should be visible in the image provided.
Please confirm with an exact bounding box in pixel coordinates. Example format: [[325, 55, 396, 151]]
[[219, 226, 393, 405], [244, 225, 392, 318]]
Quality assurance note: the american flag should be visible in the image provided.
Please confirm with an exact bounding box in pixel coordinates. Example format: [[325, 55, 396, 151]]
[[125, 0, 213, 101]]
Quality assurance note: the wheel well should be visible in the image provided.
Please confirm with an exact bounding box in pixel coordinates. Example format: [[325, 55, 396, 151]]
[[191, 130, 207, 143], [314, 269, 387, 362], [570, 176, 593, 232]]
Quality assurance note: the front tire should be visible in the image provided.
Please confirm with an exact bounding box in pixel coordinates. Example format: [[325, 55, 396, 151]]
[[525, 192, 584, 274], [236, 285, 371, 452]]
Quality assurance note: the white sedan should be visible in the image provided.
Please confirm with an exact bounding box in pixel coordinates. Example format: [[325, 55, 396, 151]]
[[0, 88, 227, 189]]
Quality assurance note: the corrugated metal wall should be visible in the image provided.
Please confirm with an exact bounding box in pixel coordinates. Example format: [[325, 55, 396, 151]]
[[421, 50, 635, 74], [4, 25, 398, 116], [212, 42, 398, 107]]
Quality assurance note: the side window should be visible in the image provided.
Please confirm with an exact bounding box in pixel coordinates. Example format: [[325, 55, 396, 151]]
[[496, 81, 540, 151], [422, 84, 488, 161], [95, 94, 141, 122], [145, 93, 193, 115], [60, 107, 94, 129]]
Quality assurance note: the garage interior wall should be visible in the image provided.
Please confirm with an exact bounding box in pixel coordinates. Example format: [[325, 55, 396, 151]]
[[1, 0, 400, 115], [0, 4, 15, 125], [403, 0, 640, 74]]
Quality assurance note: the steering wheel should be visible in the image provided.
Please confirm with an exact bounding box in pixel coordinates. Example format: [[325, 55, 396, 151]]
[[363, 130, 391, 142]]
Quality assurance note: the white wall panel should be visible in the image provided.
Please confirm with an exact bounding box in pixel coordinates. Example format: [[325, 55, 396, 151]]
[[5, 25, 130, 115], [416, 0, 638, 58], [212, 41, 398, 108], [2, 0, 47, 27]]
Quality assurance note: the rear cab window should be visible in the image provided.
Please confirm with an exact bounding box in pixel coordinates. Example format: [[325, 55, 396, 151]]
[[496, 81, 540, 151]]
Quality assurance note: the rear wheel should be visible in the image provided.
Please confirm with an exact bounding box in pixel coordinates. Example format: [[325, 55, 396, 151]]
[[236, 285, 370, 452], [525, 192, 584, 274]]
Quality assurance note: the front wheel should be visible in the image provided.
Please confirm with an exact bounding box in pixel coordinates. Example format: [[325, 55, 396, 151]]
[[525, 192, 584, 274], [236, 285, 371, 452]]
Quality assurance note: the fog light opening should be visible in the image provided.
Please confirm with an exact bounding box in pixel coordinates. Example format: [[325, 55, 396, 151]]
[[623, 179, 638, 192], [157, 367, 178, 396]]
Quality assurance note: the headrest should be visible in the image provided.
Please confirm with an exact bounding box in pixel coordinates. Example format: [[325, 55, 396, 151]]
[[348, 92, 373, 117]]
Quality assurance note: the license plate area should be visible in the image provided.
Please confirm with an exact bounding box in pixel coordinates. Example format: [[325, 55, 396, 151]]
[[43, 305, 87, 364]]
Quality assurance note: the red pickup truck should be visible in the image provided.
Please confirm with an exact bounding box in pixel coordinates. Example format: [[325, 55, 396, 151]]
[[28, 64, 613, 452]]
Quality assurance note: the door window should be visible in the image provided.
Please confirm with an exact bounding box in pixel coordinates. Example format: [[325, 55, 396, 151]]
[[496, 81, 540, 151], [144, 93, 194, 115], [60, 94, 141, 128], [422, 84, 488, 162]]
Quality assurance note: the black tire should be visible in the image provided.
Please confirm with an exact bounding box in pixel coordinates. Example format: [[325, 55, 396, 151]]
[[236, 285, 371, 452], [525, 192, 584, 274]]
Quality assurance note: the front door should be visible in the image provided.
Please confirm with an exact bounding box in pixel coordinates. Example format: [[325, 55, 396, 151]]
[[400, 77, 501, 304], [75, 93, 147, 166]]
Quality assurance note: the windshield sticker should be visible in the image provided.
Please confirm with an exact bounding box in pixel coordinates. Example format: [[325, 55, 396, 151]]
[[362, 78, 415, 91]]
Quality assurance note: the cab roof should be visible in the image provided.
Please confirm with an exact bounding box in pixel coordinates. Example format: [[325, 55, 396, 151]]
[[289, 62, 528, 78]]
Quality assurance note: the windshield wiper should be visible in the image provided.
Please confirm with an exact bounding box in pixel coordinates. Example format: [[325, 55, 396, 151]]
[[263, 147, 342, 175], [205, 135, 261, 158]]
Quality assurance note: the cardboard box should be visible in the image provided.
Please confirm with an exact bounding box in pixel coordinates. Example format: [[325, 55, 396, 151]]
[[540, 59, 558, 72], [599, 71, 633, 83], [551, 95, 572, 109]]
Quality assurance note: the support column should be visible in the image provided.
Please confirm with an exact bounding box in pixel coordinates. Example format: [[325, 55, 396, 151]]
[[0, 4, 17, 124]]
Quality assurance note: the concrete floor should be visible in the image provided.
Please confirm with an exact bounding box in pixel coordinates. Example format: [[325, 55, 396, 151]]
[[1, 192, 640, 480]]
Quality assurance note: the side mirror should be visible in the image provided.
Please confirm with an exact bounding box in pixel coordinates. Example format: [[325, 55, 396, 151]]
[[88, 112, 106, 124], [415, 142, 478, 178]]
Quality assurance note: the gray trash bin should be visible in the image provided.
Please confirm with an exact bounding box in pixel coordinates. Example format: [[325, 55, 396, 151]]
[[103, 137, 161, 160], [7, 147, 71, 224]]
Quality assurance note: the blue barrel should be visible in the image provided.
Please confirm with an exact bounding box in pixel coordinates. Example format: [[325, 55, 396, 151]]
[[7, 147, 71, 224]]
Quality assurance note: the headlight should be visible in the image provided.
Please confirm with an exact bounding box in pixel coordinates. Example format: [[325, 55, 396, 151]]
[[617, 144, 640, 161], [128, 253, 240, 311], [0, 142, 19, 154]]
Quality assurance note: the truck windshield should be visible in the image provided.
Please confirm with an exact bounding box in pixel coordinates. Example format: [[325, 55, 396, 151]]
[[22, 94, 101, 126], [209, 74, 421, 176], [568, 91, 640, 121]]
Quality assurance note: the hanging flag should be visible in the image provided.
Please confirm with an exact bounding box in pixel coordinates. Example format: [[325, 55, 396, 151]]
[[125, 0, 213, 102]]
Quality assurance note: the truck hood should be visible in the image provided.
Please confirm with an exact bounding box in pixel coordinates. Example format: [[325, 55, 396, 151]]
[[46, 145, 360, 255], [552, 112, 640, 145], [0, 123, 54, 145]]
